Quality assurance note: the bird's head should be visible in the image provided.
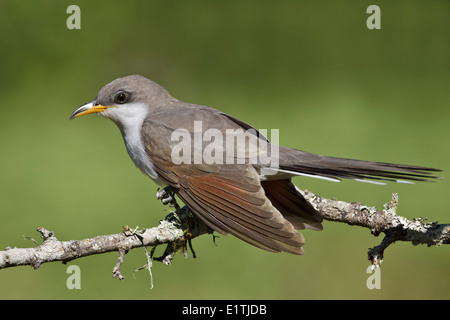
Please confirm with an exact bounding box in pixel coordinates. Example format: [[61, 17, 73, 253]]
[[70, 75, 173, 127]]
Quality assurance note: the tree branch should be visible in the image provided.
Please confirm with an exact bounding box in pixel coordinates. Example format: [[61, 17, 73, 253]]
[[1, 189, 448, 277], [0, 207, 213, 277]]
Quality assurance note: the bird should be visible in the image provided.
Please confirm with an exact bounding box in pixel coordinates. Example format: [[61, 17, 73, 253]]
[[70, 75, 440, 255]]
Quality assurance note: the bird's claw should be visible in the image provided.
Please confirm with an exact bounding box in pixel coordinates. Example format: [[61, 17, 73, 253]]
[[156, 186, 174, 205], [156, 186, 181, 210]]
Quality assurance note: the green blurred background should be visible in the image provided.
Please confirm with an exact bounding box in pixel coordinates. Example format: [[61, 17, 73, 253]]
[[0, 0, 448, 299]]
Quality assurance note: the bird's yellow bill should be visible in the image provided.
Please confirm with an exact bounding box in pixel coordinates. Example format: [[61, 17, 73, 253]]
[[70, 101, 111, 120]]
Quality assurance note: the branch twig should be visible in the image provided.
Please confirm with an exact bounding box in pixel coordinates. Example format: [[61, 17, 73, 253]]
[[299, 190, 450, 265]]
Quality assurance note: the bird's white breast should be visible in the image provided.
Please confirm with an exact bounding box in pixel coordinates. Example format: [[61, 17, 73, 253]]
[[104, 102, 164, 186]]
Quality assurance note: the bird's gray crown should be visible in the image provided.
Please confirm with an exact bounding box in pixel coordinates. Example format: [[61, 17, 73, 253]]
[[95, 74, 172, 107]]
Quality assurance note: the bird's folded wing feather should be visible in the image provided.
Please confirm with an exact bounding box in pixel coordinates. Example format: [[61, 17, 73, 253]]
[[171, 163, 305, 254]]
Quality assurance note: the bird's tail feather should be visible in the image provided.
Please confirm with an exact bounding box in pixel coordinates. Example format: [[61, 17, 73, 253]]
[[278, 148, 441, 184]]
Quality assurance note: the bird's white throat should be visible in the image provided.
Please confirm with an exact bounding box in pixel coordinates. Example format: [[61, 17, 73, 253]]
[[104, 102, 162, 184]]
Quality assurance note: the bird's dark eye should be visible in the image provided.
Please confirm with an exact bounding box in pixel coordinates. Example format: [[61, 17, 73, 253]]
[[114, 91, 129, 104]]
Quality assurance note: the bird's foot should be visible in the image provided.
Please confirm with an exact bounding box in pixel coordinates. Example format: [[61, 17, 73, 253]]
[[156, 186, 180, 210], [152, 188, 214, 264], [156, 186, 174, 205]]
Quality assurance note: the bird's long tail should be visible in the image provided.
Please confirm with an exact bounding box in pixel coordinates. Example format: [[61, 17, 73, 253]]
[[277, 146, 441, 184]]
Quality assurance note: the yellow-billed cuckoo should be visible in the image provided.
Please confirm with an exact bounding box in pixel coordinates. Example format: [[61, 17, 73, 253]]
[[70, 75, 440, 255]]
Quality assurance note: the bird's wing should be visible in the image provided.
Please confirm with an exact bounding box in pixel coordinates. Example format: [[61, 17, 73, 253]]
[[165, 162, 306, 254], [141, 111, 306, 254]]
